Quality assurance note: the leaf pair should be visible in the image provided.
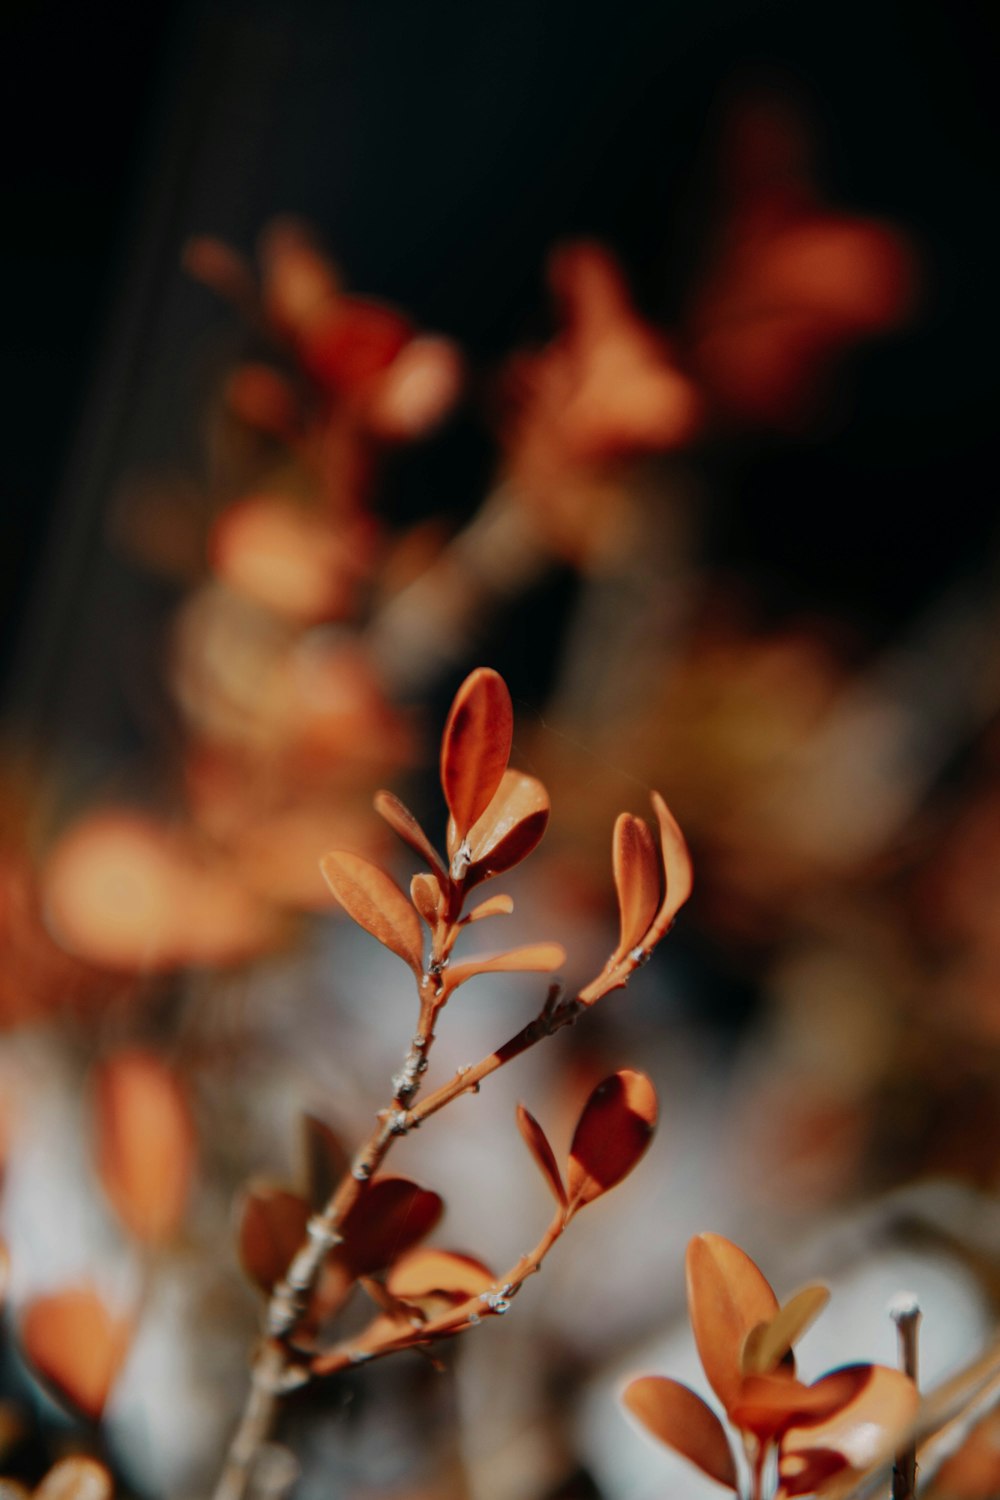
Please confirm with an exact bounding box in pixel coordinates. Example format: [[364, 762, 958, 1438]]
[[517, 1069, 658, 1222], [609, 791, 693, 969]]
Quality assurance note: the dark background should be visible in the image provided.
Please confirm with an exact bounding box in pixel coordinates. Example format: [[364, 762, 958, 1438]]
[[4, 0, 999, 720]]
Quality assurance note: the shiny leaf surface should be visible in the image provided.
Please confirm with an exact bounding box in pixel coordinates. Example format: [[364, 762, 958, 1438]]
[[686, 1234, 780, 1412], [440, 669, 513, 842], [611, 812, 660, 963], [464, 771, 550, 886], [440, 942, 565, 999]]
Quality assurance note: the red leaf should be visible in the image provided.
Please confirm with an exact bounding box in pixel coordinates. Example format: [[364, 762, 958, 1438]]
[[21, 1288, 131, 1421], [565, 1070, 657, 1215], [93, 1049, 196, 1246], [440, 669, 513, 845], [610, 813, 660, 964], [440, 942, 565, 999], [624, 1376, 738, 1490], [237, 1181, 310, 1293], [464, 771, 550, 887], [373, 791, 447, 883], [516, 1104, 566, 1208], [645, 792, 694, 946], [320, 851, 424, 975], [299, 1113, 349, 1212], [685, 1234, 779, 1414], [338, 1177, 444, 1277], [731, 1367, 871, 1443]]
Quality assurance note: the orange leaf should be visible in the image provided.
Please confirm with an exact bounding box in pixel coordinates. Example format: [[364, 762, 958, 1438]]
[[338, 1177, 443, 1277], [236, 1181, 310, 1294], [644, 791, 694, 947], [410, 873, 442, 930], [565, 1070, 657, 1215], [21, 1288, 131, 1421], [320, 851, 424, 975], [299, 1113, 349, 1212], [373, 792, 447, 883], [34, 1458, 114, 1500], [516, 1104, 566, 1208], [781, 1365, 919, 1474], [387, 1249, 495, 1305], [462, 893, 514, 924], [93, 1050, 196, 1246], [730, 1367, 871, 1442], [440, 669, 513, 845], [440, 942, 565, 999], [610, 813, 660, 964], [685, 1234, 779, 1413], [464, 771, 550, 887], [624, 1375, 738, 1490]]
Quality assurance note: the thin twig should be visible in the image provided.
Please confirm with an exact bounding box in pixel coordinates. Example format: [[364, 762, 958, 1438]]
[[890, 1292, 921, 1500]]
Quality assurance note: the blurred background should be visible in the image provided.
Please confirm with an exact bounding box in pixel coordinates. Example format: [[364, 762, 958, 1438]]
[[3, 0, 1000, 1496]]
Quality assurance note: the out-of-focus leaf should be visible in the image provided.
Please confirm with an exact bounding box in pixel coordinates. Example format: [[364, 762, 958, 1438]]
[[33, 1459, 113, 1500], [320, 851, 424, 975], [565, 1070, 657, 1215], [387, 1249, 495, 1306], [623, 1375, 738, 1490], [440, 943, 565, 999], [373, 792, 446, 883], [730, 1367, 871, 1440], [440, 669, 513, 844], [928, 1409, 1000, 1499], [410, 873, 441, 930], [462, 893, 514, 924], [93, 1050, 196, 1246], [516, 1104, 566, 1208], [686, 1234, 779, 1413], [237, 1181, 310, 1294], [742, 1285, 830, 1375], [0, 1480, 30, 1499], [610, 813, 660, 964], [338, 1177, 443, 1277], [21, 1289, 130, 1421], [299, 1115, 349, 1213], [644, 791, 694, 946], [464, 772, 550, 886]]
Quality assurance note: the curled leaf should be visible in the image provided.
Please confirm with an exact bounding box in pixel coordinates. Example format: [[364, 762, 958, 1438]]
[[644, 791, 693, 947], [440, 942, 565, 1000], [516, 1104, 566, 1208], [780, 1366, 919, 1491], [320, 851, 424, 975], [440, 669, 513, 845], [237, 1181, 310, 1294], [464, 771, 550, 886], [374, 791, 447, 883], [21, 1288, 131, 1421], [610, 813, 660, 964], [730, 1367, 871, 1442], [742, 1284, 830, 1376], [93, 1049, 196, 1246], [410, 872, 442, 930], [624, 1375, 738, 1490], [565, 1070, 657, 1216], [686, 1234, 779, 1414], [34, 1458, 114, 1500], [462, 893, 514, 924]]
